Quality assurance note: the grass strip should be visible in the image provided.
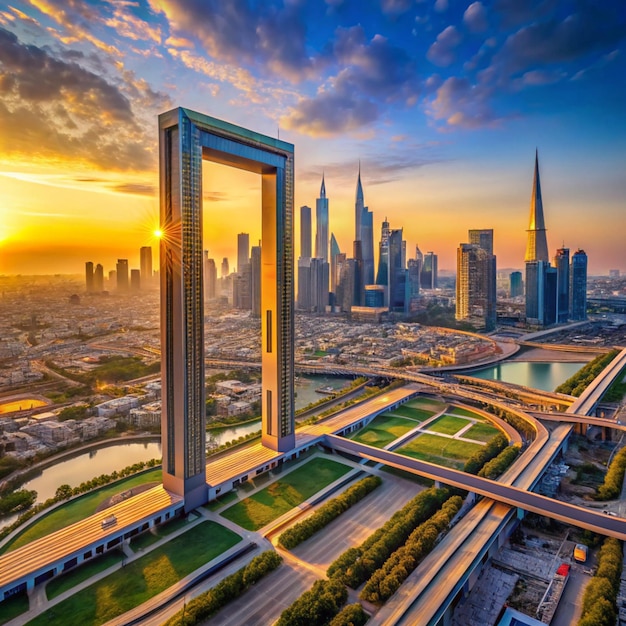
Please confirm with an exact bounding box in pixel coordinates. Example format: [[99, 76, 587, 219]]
[[0, 592, 29, 625], [46, 550, 124, 600], [426, 415, 470, 435], [2, 469, 162, 554], [220, 457, 350, 531], [27, 521, 240, 626], [279, 475, 382, 549], [164, 551, 282, 626]]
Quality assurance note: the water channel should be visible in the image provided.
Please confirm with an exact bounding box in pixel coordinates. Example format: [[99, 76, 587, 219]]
[[1, 364, 584, 529], [1, 374, 352, 525]]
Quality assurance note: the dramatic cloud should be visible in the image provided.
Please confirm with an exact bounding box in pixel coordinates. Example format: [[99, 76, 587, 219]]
[[427, 25, 462, 66], [149, 0, 316, 81], [0, 28, 159, 171], [494, 7, 626, 74], [429, 76, 497, 128], [282, 26, 419, 136], [463, 2, 488, 33]]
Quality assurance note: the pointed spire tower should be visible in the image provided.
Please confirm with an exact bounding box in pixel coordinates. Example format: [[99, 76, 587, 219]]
[[525, 150, 549, 263], [355, 161, 364, 241], [320, 172, 326, 199]]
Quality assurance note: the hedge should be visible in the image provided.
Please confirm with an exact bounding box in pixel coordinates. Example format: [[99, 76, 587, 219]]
[[164, 551, 282, 626], [556, 350, 619, 397], [329, 603, 369, 626], [327, 486, 451, 588], [463, 434, 508, 474], [278, 475, 382, 549], [597, 447, 626, 500], [360, 495, 462, 603], [477, 444, 521, 479], [578, 537, 622, 626], [276, 578, 348, 626]]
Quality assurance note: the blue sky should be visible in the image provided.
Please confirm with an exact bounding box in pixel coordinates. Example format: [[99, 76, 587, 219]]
[[0, 0, 625, 274]]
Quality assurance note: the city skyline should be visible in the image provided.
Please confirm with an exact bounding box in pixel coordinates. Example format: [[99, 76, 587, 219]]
[[1, 1, 625, 275]]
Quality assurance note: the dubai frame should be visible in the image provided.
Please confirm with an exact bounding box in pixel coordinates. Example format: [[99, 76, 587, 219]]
[[158, 108, 296, 510]]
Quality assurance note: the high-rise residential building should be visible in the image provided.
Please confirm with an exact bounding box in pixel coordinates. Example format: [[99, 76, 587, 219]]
[[352, 240, 364, 307], [221, 257, 229, 278], [330, 233, 340, 295], [237, 233, 249, 275], [361, 208, 374, 286], [250, 244, 261, 317], [85, 261, 94, 292], [310, 258, 329, 313], [297, 257, 311, 310], [525, 150, 549, 263], [108, 269, 117, 286], [300, 205, 312, 259], [469, 229, 494, 255], [510, 271, 523, 298], [205, 256, 217, 300], [407, 259, 421, 312], [421, 252, 438, 289], [140, 246, 153, 287], [456, 231, 497, 330], [376, 218, 391, 287], [130, 268, 141, 291], [233, 264, 251, 309], [94, 264, 104, 292], [570, 249, 588, 321], [525, 260, 547, 325], [116, 259, 129, 291], [554, 247, 570, 323], [388, 228, 407, 313], [315, 176, 329, 262]]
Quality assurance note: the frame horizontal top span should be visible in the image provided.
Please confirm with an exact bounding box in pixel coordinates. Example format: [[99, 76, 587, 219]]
[[158, 107, 294, 155]]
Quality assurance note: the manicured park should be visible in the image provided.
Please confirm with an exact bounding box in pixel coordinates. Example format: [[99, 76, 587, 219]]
[[398, 433, 485, 470], [220, 456, 351, 531], [426, 415, 469, 435], [1, 469, 162, 554], [27, 521, 241, 626], [350, 414, 421, 448], [464, 421, 501, 442]]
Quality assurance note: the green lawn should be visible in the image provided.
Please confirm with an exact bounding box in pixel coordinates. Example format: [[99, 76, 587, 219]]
[[2, 469, 162, 554], [447, 406, 483, 419], [220, 457, 350, 531], [350, 415, 418, 448], [405, 398, 446, 412], [398, 433, 484, 470], [387, 405, 433, 421], [464, 422, 501, 442], [129, 515, 193, 551], [46, 550, 124, 600], [0, 592, 29, 625], [426, 415, 470, 436], [27, 521, 240, 626], [204, 490, 238, 511]]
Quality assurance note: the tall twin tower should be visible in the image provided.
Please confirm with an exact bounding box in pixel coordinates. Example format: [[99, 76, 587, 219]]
[[525, 150, 587, 326]]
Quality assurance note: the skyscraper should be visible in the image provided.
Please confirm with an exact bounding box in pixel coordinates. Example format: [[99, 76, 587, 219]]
[[354, 165, 374, 287], [330, 233, 340, 296], [554, 247, 570, 323], [94, 263, 104, 292], [456, 231, 496, 330], [85, 261, 94, 292], [315, 176, 329, 262], [310, 257, 329, 313], [525, 260, 547, 325], [300, 205, 312, 259], [407, 259, 421, 312], [130, 268, 141, 291], [421, 252, 438, 289], [376, 217, 390, 287], [525, 150, 549, 263], [510, 271, 523, 298], [205, 256, 217, 300], [570, 249, 588, 321], [116, 259, 129, 291], [221, 257, 229, 278], [237, 233, 250, 275], [388, 228, 407, 313], [140, 246, 153, 288]]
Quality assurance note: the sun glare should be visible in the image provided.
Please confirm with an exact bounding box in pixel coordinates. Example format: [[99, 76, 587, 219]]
[[154, 229, 163, 238]]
